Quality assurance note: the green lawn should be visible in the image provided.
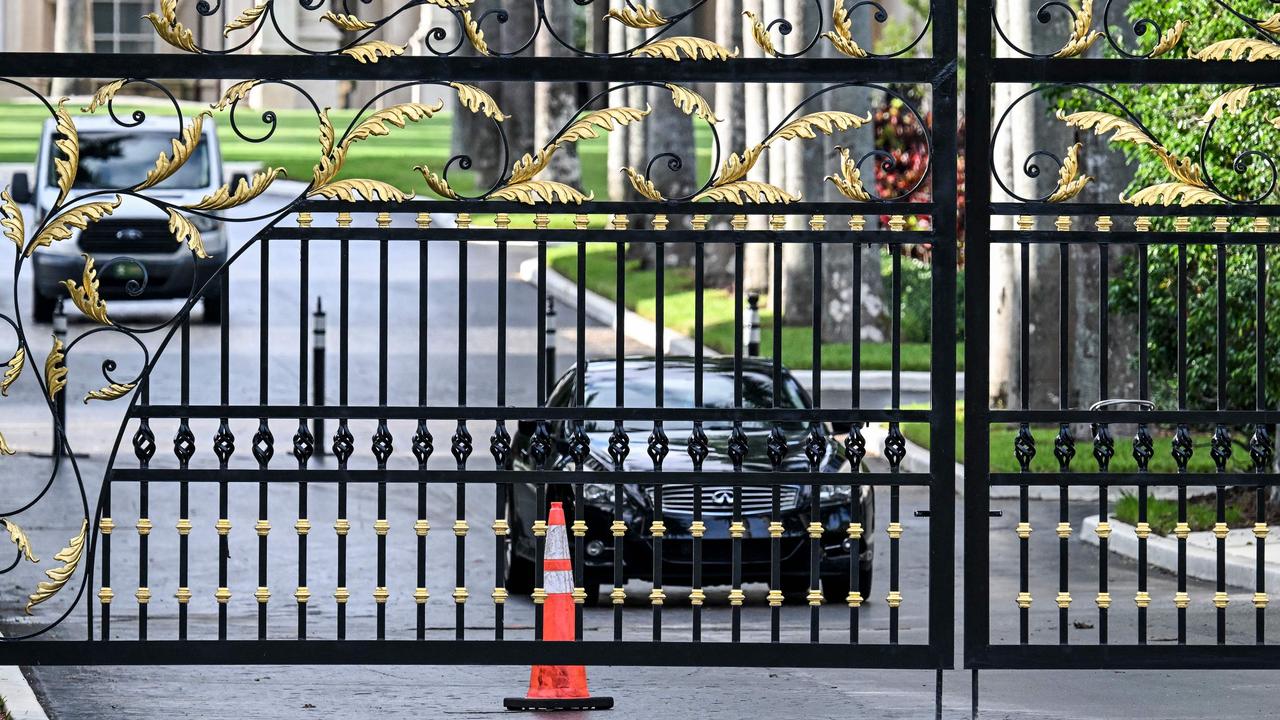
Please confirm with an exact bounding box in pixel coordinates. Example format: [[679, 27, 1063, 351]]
[[903, 407, 1257, 474], [548, 242, 961, 372], [0, 101, 714, 201]]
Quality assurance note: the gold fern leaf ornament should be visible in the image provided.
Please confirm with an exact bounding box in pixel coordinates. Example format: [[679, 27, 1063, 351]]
[[310, 110, 344, 188], [44, 336, 67, 402], [743, 11, 779, 56], [824, 1, 868, 58], [693, 181, 799, 204], [1200, 86, 1255, 124], [460, 11, 490, 55], [604, 5, 669, 28], [0, 432, 13, 456], [145, 0, 200, 53], [414, 165, 461, 200], [824, 146, 872, 201], [81, 79, 127, 114], [2, 346, 23, 396], [167, 209, 210, 259], [450, 83, 510, 121], [621, 167, 667, 201], [630, 36, 738, 61], [1149, 19, 1189, 57], [26, 520, 87, 614], [1046, 143, 1093, 202], [341, 101, 444, 149], [25, 197, 123, 257], [137, 112, 209, 191], [211, 80, 261, 111], [84, 382, 137, 403], [1055, 109, 1161, 149], [224, 2, 268, 36], [1260, 14, 1280, 33], [1053, 0, 1104, 58], [61, 254, 111, 325], [769, 111, 872, 143], [321, 11, 377, 31], [309, 179, 414, 202], [1191, 38, 1280, 61], [188, 167, 286, 211], [666, 84, 720, 123], [52, 100, 78, 209], [2, 188, 24, 248], [2, 519, 38, 562], [1121, 182, 1223, 207], [489, 181, 593, 205], [341, 40, 406, 63]]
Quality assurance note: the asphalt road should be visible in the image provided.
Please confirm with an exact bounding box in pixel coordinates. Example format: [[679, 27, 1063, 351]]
[[3, 212, 1280, 718]]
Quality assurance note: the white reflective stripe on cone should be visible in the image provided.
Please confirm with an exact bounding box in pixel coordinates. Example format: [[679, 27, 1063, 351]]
[[546, 569, 574, 595]]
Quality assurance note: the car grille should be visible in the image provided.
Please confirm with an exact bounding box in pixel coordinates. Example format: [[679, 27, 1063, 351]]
[[77, 220, 179, 254], [646, 485, 801, 516]]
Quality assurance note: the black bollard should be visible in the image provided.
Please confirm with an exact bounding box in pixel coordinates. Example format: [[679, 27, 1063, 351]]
[[746, 292, 762, 358], [544, 296, 557, 397], [312, 297, 326, 454]]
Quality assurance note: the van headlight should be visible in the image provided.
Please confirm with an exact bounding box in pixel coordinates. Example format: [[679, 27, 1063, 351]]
[[819, 485, 853, 504]]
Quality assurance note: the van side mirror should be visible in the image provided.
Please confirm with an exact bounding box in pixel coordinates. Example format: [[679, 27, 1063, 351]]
[[10, 172, 31, 205], [229, 171, 250, 190]]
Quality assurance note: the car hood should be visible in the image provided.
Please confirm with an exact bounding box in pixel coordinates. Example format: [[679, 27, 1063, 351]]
[[578, 428, 846, 474]]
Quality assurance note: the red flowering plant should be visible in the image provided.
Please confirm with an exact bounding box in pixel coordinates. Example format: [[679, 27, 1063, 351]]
[[873, 97, 966, 265]]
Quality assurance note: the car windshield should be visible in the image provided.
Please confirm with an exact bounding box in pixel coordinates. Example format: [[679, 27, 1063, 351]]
[[580, 366, 809, 432], [49, 131, 212, 190]]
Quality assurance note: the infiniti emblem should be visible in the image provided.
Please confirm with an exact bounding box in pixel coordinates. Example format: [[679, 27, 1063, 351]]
[[708, 489, 734, 506], [116, 227, 144, 242]]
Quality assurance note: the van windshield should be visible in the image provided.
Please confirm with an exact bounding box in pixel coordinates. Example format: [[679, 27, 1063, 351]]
[[48, 131, 212, 190]]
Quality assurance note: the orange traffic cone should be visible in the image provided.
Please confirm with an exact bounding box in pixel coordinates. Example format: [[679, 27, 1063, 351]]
[[504, 502, 613, 711]]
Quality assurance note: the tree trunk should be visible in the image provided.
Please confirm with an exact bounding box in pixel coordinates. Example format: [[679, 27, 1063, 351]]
[[606, 0, 630, 201], [779, 1, 812, 326], [534, 1, 582, 186], [51, 0, 94, 97], [703, 0, 745, 286], [741, 0, 771, 293]]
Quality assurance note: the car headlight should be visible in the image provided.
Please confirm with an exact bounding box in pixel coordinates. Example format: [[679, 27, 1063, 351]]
[[819, 484, 853, 504], [580, 483, 615, 505]]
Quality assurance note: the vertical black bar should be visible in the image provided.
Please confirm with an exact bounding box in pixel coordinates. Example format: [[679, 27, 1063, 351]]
[[1256, 240, 1267, 644], [1216, 242, 1229, 645], [336, 236, 350, 640], [1018, 241, 1030, 645], [930, 0, 960, 666], [1176, 241, 1188, 644], [963, 0, 994, 667], [492, 220, 505, 640], [376, 235, 389, 641], [257, 237, 270, 641], [889, 248, 902, 644], [297, 236, 310, 639], [731, 231, 744, 643], [454, 233, 468, 641], [809, 231, 823, 643], [1058, 236, 1071, 646], [573, 221, 587, 638], [692, 229, 706, 642], [421, 230, 432, 641], [1098, 241, 1111, 645], [613, 224, 626, 640], [534, 229, 547, 642], [652, 230, 665, 642]]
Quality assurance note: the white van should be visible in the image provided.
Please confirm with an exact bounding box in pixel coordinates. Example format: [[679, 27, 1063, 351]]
[[12, 115, 232, 323]]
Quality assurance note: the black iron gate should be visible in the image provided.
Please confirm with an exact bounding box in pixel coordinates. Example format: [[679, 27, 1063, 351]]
[[0, 0, 956, 674], [965, 0, 1280, 682]]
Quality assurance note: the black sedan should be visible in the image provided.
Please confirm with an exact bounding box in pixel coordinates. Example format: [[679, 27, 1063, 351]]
[[506, 357, 874, 604]]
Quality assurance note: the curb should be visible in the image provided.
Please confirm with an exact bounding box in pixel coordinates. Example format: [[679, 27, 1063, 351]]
[[0, 634, 49, 720], [522, 258, 961, 397], [1081, 514, 1280, 591]]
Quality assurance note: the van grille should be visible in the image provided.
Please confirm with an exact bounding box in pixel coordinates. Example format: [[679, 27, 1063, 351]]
[[77, 220, 180, 254], [646, 485, 801, 516]]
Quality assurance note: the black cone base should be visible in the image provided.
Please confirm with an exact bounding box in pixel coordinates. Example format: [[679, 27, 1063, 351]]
[[503, 696, 615, 711]]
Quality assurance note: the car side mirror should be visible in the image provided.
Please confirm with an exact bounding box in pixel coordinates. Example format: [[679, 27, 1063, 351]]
[[10, 172, 31, 205], [229, 171, 250, 189]]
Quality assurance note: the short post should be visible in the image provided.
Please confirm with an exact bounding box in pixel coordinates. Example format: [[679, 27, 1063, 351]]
[[312, 297, 326, 455], [746, 292, 762, 357], [52, 299, 68, 457], [544, 297, 557, 397]]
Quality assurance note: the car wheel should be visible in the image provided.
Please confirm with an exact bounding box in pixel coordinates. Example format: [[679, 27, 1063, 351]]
[[582, 581, 601, 607], [820, 561, 874, 599], [33, 288, 55, 324], [781, 574, 809, 603]]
